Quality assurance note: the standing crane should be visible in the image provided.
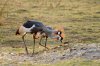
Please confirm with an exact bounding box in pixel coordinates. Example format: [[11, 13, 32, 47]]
[[16, 20, 64, 55]]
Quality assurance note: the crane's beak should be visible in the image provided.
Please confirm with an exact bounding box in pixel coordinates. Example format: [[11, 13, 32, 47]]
[[60, 40, 62, 43]]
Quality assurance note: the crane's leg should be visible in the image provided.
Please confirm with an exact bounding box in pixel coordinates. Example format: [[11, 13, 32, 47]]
[[39, 37, 43, 46], [32, 35, 35, 55], [44, 36, 49, 50], [22, 33, 29, 55], [39, 37, 49, 50]]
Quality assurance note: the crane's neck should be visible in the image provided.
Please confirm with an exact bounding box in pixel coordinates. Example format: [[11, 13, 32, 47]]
[[43, 27, 58, 38]]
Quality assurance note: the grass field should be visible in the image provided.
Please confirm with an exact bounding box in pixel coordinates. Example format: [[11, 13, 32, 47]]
[[0, 0, 100, 66]]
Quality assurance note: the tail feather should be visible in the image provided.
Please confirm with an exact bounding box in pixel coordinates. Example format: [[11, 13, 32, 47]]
[[16, 29, 20, 35]]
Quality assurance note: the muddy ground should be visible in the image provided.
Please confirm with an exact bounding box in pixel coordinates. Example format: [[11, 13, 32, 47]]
[[0, 43, 100, 65]]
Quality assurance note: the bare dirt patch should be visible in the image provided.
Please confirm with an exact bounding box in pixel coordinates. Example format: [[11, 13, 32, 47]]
[[0, 43, 100, 64]]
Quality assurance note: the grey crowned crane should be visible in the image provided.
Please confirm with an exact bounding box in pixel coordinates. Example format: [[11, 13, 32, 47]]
[[16, 20, 64, 55]]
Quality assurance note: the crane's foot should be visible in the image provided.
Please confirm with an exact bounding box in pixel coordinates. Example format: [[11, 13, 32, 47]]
[[45, 47, 49, 51], [26, 52, 29, 56], [31, 51, 35, 57], [31, 54, 34, 57], [25, 49, 29, 55], [26, 52, 29, 55]]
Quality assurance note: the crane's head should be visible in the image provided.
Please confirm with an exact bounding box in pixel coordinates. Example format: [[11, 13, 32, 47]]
[[45, 26, 65, 43], [55, 30, 64, 43], [57, 30, 64, 42]]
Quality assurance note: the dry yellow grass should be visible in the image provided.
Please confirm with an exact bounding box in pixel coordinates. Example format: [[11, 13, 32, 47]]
[[0, 0, 100, 65]]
